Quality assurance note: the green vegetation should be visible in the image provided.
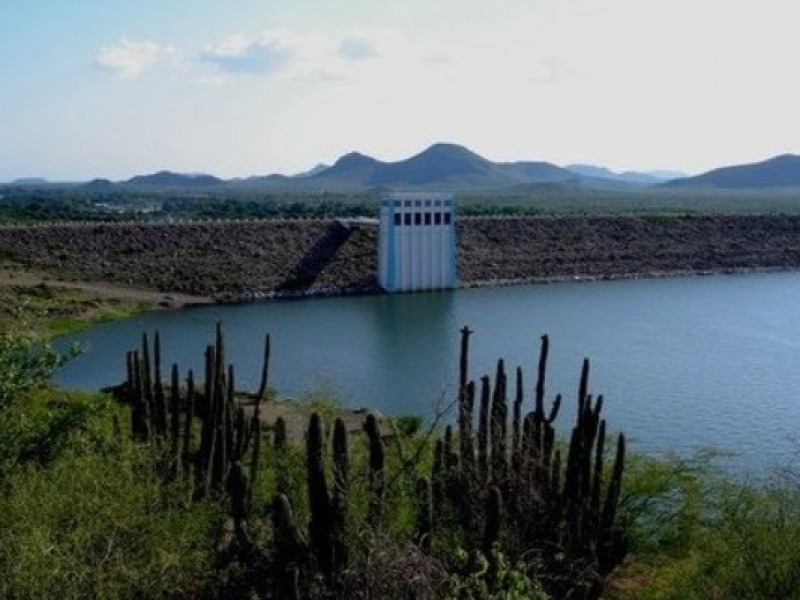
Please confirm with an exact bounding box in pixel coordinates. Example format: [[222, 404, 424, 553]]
[[0, 187, 380, 224], [4, 305, 800, 598], [0, 282, 149, 337], [3, 184, 800, 226]]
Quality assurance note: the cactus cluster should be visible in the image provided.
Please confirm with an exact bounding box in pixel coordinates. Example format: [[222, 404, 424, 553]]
[[268, 411, 388, 596], [423, 327, 628, 599], [119, 324, 626, 599], [122, 324, 269, 523]]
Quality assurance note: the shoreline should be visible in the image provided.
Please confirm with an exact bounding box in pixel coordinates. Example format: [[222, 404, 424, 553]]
[[188, 263, 800, 307]]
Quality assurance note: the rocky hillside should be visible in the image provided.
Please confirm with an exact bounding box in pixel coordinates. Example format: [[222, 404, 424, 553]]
[[1, 215, 800, 300]]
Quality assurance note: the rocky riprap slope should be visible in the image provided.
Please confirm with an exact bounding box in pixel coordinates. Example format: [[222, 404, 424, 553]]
[[0, 220, 378, 301], [458, 215, 800, 282], [1, 215, 800, 300]]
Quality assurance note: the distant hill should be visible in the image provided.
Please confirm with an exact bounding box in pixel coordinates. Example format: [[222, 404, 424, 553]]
[[82, 178, 115, 190], [566, 164, 684, 185], [307, 143, 576, 190], [125, 171, 224, 188], [665, 154, 800, 189], [310, 152, 385, 187], [10, 177, 49, 186], [293, 163, 330, 178], [498, 160, 576, 184]]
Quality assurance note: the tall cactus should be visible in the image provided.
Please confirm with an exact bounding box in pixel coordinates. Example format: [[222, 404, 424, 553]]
[[182, 370, 195, 476], [153, 330, 167, 439], [306, 412, 333, 575], [274, 416, 289, 496], [169, 363, 181, 477], [511, 366, 523, 476], [490, 359, 508, 486], [477, 375, 490, 483], [247, 418, 262, 510], [331, 417, 349, 571], [364, 413, 385, 529], [226, 461, 249, 540], [272, 493, 307, 599], [458, 326, 474, 472], [257, 333, 271, 403]]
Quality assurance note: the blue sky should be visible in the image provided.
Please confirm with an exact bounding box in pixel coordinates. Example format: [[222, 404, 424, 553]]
[[2, 0, 799, 181]]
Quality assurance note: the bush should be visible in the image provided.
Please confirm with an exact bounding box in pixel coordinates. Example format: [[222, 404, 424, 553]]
[[0, 435, 223, 599], [612, 449, 800, 599], [0, 300, 72, 410]]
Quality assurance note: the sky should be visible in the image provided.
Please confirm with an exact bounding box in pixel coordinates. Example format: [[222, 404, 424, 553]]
[[2, 0, 799, 181]]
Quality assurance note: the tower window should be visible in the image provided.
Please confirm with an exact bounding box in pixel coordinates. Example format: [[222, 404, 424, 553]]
[[434, 212, 442, 225], [404, 213, 412, 225], [444, 213, 452, 225], [394, 213, 401, 226], [424, 212, 432, 225], [414, 212, 422, 225]]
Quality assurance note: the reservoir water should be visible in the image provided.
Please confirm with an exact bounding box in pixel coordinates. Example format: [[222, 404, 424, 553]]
[[56, 272, 800, 474]]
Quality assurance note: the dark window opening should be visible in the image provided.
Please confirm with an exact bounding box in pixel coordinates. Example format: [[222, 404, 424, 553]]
[[424, 212, 432, 225], [444, 213, 452, 225], [394, 213, 401, 226], [414, 212, 422, 225], [404, 213, 412, 225], [434, 212, 442, 225]]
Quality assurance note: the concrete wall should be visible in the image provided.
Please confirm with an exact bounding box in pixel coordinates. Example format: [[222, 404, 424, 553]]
[[378, 193, 457, 292]]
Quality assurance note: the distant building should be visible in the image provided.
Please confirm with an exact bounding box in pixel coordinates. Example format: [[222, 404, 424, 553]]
[[378, 192, 457, 292]]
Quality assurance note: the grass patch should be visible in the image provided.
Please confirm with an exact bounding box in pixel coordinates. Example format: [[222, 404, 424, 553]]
[[46, 300, 150, 337]]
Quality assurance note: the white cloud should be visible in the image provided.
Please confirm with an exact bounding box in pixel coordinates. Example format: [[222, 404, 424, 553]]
[[95, 38, 176, 79], [201, 35, 294, 74], [194, 30, 410, 84]]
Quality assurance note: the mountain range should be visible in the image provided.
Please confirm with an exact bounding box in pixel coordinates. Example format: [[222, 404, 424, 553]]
[[96, 143, 681, 192], [664, 154, 800, 189], [5, 143, 800, 192]]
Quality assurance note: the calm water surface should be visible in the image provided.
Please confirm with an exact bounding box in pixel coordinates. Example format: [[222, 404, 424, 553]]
[[56, 272, 800, 474]]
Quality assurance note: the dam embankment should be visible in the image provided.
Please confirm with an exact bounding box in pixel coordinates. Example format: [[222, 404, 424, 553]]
[[1, 215, 799, 301]]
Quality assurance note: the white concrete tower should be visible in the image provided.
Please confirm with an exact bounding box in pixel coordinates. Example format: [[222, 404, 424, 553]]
[[378, 192, 457, 292]]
